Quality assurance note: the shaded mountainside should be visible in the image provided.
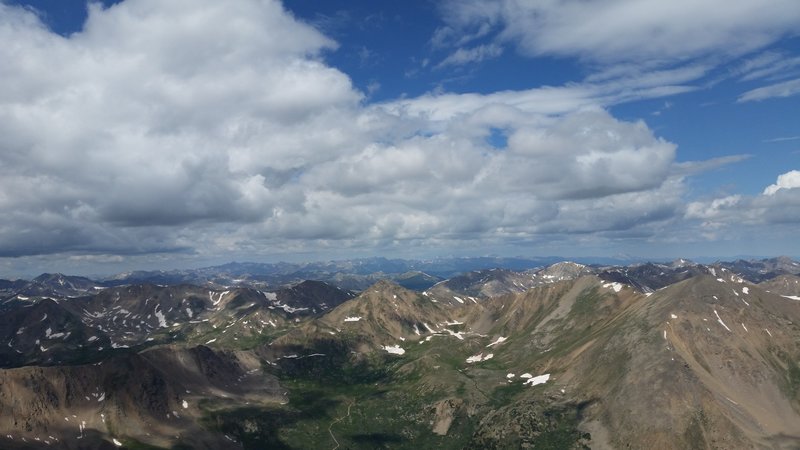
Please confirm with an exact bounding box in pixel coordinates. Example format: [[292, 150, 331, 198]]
[[597, 261, 712, 292], [717, 256, 800, 283], [0, 345, 281, 449], [1, 258, 800, 449]]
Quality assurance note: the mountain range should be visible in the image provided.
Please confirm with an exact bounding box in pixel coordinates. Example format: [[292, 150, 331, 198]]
[[1, 257, 799, 449]]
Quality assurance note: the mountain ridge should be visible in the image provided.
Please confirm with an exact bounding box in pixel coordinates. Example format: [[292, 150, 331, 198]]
[[1, 257, 799, 448]]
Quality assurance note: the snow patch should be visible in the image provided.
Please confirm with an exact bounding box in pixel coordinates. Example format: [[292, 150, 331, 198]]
[[781, 295, 800, 301], [154, 306, 167, 328], [714, 309, 732, 332], [443, 329, 465, 340], [343, 316, 362, 322], [670, 313, 678, 319], [602, 282, 623, 292], [523, 373, 550, 387], [466, 353, 493, 363], [382, 345, 405, 355], [112, 438, 123, 447], [453, 296, 464, 304], [486, 336, 507, 348], [182, 400, 189, 409], [742, 287, 749, 295]]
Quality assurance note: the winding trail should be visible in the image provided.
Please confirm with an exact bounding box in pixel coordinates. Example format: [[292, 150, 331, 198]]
[[329, 400, 355, 450]]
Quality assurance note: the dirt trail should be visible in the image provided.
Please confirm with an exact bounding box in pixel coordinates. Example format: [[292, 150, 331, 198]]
[[328, 400, 354, 450]]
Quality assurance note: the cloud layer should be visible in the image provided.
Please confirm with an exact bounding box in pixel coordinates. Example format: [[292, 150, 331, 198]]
[[0, 0, 792, 268]]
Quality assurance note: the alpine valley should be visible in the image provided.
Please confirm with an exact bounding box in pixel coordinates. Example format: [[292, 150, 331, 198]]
[[2, 256, 800, 449]]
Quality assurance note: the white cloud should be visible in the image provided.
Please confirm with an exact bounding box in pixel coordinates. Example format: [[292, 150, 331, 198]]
[[436, 43, 503, 68], [685, 171, 800, 233], [0, 0, 744, 266], [439, 0, 800, 64], [737, 78, 800, 102], [686, 195, 742, 221], [735, 51, 800, 82], [764, 170, 800, 195]]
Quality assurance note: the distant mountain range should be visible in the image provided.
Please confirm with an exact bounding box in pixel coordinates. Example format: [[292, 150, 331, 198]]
[[1, 256, 800, 449]]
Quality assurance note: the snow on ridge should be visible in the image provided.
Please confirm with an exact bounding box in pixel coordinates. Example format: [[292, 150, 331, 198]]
[[486, 336, 507, 348], [782, 295, 800, 301]]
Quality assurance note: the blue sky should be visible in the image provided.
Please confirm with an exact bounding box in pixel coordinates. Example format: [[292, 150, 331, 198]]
[[0, 0, 799, 276]]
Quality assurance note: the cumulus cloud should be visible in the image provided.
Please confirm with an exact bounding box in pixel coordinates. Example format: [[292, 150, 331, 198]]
[[686, 171, 800, 234], [0, 0, 739, 265], [763, 170, 800, 195]]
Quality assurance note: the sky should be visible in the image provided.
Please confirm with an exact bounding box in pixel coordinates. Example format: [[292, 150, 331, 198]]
[[1, 0, 799, 277]]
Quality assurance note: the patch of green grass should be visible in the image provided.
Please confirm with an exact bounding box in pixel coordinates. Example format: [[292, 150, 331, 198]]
[[466, 401, 589, 450], [489, 381, 526, 407], [787, 357, 800, 400]]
